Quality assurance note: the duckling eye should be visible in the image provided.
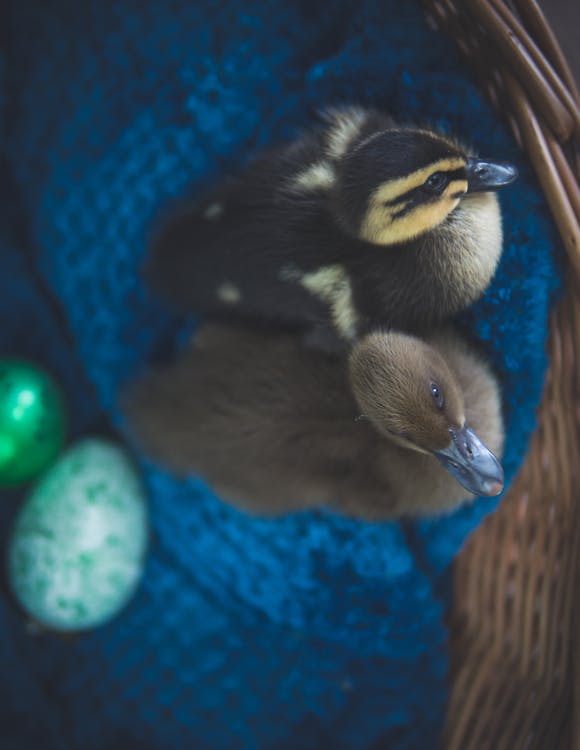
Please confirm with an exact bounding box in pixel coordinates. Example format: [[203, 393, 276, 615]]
[[430, 382, 444, 410], [423, 172, 448, 194]]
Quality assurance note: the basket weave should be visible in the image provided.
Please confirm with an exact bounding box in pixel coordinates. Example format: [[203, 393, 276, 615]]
[[420, 1, 580, 747]]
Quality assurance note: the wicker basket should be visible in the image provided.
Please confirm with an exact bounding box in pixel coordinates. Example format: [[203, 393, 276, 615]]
[[419, 1, 580, 748]]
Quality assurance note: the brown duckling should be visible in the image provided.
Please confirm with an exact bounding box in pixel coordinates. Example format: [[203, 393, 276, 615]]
[[147, 106, 517, 350], [123, 324, 504, 519]]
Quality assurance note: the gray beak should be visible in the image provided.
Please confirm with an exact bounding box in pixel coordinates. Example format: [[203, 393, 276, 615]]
[[465, 158, 518, 192], [435, 426, 504, 497]]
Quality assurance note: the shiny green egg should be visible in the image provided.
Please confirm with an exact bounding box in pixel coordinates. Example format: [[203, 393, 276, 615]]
[[8, 438, 148, 631], [0, 359, 66, 486]]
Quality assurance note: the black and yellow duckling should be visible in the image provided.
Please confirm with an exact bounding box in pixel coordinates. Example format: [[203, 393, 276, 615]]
[[123, 324, 504, 519], [147, 106, 517, 349]]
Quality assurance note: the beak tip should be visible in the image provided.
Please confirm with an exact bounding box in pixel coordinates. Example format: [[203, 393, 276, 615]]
[[505, 165, 519, 185], [483, 479, 504, 497], [436, 426, 505, 498]]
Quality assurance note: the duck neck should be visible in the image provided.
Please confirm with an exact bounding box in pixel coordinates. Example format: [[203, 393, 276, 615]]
[[352, 192, 502, 332], [427, 192, 503, 298]]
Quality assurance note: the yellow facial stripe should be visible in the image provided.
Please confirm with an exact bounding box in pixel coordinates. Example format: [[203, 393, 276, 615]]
[[361, 178, 468, 245], [381, 178, 468, 219], [372, 200, 459, 244], [443, 178, 469, 199], [370, 157, 467, 205]]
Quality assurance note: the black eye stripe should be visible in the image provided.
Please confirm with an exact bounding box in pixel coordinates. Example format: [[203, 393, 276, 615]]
[[382, 167, 467, 207], [426, 172, 446, 189], [440, 167, 466, 182], [391, 201, 415, 219], [382, 189, 421, 208]]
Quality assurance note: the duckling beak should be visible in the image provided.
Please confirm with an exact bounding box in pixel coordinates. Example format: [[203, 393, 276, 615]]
[[434, 426, 504, 497], [465, 158, 518, 192]]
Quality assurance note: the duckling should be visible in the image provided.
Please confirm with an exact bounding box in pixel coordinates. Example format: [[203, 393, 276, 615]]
[[147, 106, 517, 350], [123, 323, 504, 519]]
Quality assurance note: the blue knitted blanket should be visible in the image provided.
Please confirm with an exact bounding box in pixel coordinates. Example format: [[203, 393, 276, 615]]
[[0, 1, 563, 748]]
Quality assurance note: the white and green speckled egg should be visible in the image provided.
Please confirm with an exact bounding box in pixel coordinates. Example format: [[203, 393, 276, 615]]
[[8, 438, 148, 631]]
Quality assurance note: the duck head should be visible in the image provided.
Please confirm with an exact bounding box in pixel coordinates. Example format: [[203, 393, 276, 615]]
[[349, 331, 504, 497], [334, 128, 518, 246]]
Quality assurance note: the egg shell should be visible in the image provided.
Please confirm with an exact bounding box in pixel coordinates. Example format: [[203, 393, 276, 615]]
[[0, 359, 67, 486], [8, 438, 148, 631]]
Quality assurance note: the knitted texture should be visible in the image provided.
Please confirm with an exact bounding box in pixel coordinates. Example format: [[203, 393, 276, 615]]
[[0, 0, 562, 748]]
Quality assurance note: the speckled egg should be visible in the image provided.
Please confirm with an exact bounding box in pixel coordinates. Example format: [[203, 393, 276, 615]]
[[8, 438, 148, 631]]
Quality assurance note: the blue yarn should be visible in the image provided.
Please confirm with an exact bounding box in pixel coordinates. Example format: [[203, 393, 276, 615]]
[[0, 0, 563, 748]]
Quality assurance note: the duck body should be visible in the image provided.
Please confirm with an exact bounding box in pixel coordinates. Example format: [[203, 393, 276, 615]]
[[148, 108, 515, 347], [124, 324, 504, 519]]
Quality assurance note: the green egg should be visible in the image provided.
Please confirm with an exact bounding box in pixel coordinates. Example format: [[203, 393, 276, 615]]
[[0, 359, 67, 486], [8, 438, 148, 631]]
